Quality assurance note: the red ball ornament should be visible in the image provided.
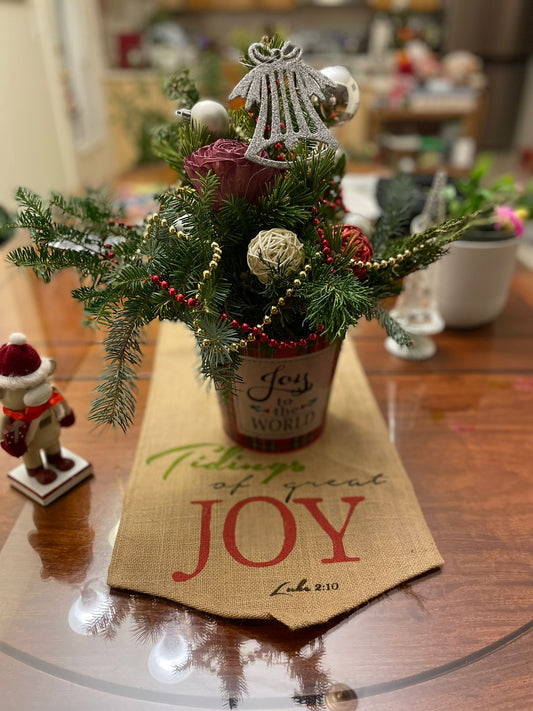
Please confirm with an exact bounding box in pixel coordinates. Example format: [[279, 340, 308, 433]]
[[335, 225, 373, 280]]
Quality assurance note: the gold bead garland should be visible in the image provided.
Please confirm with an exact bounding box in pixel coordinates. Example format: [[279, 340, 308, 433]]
[[195, 241, 222, 301], [147, 207, 432, 353], [346, 243, 424, 272]]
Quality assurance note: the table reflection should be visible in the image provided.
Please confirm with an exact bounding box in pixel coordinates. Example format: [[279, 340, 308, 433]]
[[28, 481, 94, 584], [64, 573, 340, 708]]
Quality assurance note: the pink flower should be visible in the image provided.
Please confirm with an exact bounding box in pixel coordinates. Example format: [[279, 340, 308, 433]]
[[494, 205, 524, 237], [184, 139, 279, 210]]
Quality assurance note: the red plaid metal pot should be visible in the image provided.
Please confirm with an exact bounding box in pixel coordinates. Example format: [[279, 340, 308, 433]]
[[218, 339, 341, 453]]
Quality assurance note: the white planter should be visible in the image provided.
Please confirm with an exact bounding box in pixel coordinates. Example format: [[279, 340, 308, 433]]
[[436, 237, 519, 328]]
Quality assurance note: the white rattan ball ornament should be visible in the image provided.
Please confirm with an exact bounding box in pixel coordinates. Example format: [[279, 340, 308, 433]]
[[247, 229, 305, 283]]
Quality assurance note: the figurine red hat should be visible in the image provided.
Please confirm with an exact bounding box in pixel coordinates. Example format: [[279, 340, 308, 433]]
[[0, 333, 53, 390]]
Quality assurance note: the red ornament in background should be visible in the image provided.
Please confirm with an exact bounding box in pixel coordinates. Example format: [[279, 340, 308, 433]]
[[334, 225, 373, 279]]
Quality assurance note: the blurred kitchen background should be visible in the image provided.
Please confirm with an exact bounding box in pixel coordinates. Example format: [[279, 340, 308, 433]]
[[1, 0, 532, 214]]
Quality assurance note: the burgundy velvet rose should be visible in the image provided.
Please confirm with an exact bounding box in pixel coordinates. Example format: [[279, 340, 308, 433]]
[[184, 139, 278, 210], [334, 225, 373, 280]]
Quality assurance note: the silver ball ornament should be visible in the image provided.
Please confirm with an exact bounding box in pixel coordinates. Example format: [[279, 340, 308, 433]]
[[318, 66, 360, 127], [176, 100, 229, 139]]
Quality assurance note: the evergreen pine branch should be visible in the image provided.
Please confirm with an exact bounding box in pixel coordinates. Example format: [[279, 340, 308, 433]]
[[385, 214, 473, 272], [162, 69, 199, 107], [151, 120, 210, 178], [367, 214, 475, 298], [111, 262, 151, 287], [71, 284, 120, 322], [241, 33, 285, 68], [256, 178, 310, 230], [179, 121, 212, 162], [217, 196, 263, 244], [228, 108, 256, 142], [50, 190, 121, 225], [89, 288, 155, 431], [6, 245, 57, 282], [288, 145, 337, 200], [14, 187, 51, 221], [372, 175, 416, 258], [7, 243, 107, 283], [369, 304, 412, 346], [151, 123, 183, 174], [159, 174, 219, 233], [188, 171, 222, 219], [304, 270, 374, 342], [195, 315, 242, 392]]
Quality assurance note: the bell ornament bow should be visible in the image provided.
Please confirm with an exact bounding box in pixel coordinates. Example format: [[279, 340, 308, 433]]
[[229, 41, 339, 168]]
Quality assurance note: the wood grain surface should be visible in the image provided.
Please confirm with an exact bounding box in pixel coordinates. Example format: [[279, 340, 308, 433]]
[[0, 206, 531, 710]]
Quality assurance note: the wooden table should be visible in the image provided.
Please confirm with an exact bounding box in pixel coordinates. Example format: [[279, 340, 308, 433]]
[[0, 240, 531, 710]]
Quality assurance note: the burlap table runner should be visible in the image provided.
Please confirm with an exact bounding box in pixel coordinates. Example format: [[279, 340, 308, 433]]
[[108, 322, 442, 629]]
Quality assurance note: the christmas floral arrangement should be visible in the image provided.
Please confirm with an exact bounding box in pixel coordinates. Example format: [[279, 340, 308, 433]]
[[9, 37, 471, 433]]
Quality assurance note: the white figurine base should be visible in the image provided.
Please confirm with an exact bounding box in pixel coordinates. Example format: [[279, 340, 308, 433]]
[[7, 448, 92, 506], [385, 333, 437, 361]]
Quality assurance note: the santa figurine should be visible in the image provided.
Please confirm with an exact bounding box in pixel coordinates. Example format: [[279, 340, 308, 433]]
[[0, 333, 76, 485]]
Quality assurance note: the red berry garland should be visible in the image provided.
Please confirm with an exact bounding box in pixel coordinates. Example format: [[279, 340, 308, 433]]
[[149, 274, 325, 350]]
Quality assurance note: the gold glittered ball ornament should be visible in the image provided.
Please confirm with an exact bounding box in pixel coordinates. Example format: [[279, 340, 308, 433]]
[[247, 229, 305, 283]]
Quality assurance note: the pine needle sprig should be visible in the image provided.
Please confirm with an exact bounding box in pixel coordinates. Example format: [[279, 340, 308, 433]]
[[50, 190, 119, 226], [367, 304, 412, 347], [108, 263, 152, 299], [7, 242, 106, 283], [217, 196, 264, 244], [71, 284, 120, 323], [178, 122, 212, 165], [195, 316, 242, 391], [14, 187, 52, 225], [366, 214, 477, 298], [240, 33, 285, 69], [385, 215, 473, 273], [228, 108, 256, 142], [152, 120, 210, 181], [304, 270, 375, 342], [371, 175, 416, 258], [89, 288, 155, 431], [162, 69, 199, 107], [150, 123, 183, 174], [256, 181, 310, 232], [6, 245, 57, 282]]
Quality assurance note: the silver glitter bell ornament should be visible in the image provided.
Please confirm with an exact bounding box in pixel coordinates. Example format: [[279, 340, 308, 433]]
[[229, 41, 339, 168], [318, 66, 360, 127], [175, 99, 229, 139]]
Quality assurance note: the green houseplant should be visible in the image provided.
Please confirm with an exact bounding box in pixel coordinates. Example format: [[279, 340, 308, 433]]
[[437, 156, 531, 328], [446, 154, 531, 240]]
